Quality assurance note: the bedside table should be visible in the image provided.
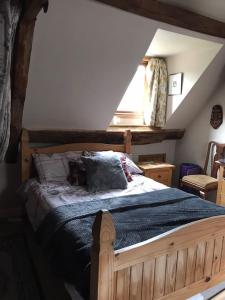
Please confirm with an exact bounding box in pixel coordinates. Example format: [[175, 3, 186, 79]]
[[138, 162, 175, 186]]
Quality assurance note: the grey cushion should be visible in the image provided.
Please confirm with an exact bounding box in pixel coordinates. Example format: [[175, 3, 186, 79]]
[[83, 150, 143, 174], [81, 154, 128, 192]]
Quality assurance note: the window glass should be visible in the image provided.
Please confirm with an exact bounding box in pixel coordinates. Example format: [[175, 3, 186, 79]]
[[117, 65, 146, 113]]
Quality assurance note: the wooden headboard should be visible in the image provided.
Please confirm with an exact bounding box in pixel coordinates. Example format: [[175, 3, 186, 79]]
[[21, 129, 132, 183]]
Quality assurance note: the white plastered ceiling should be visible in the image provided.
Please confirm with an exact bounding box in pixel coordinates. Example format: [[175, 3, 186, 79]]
[[146, 29, 222, 57]]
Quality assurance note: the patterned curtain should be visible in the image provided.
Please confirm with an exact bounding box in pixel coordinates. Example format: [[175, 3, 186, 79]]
[[144, 58, 168, 127], [0, 0, 21, 161]]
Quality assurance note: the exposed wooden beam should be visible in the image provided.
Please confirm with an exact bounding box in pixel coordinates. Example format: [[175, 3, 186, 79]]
[[5, 0, 48, 163], [26, 128, 185, 145], [94, 0, 225, 39]]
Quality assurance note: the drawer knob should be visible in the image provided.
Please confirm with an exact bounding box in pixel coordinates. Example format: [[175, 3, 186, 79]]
[[157, 175, 162, 179]]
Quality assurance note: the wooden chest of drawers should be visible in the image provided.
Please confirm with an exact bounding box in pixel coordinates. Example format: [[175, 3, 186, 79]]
[[138, 162, 175, 187]]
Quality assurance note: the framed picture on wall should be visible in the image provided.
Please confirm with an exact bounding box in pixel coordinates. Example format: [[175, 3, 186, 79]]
[[168, 72, 183, 95]]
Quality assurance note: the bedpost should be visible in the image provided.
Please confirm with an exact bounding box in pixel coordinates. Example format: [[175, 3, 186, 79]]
[[216, 161, 225, 206], [90, 210, 116, 300], [21, 129, 32, 183], [124, 130, 132, 154]]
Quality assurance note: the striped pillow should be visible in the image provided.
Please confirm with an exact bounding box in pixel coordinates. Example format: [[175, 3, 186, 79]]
[[33, 151, 82, 183]]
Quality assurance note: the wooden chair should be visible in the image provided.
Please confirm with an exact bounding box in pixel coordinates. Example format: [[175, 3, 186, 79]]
[[181, 141, 225, 200]]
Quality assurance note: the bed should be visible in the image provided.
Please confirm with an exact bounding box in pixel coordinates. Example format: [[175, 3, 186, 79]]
[[20, 129, 225, 300]]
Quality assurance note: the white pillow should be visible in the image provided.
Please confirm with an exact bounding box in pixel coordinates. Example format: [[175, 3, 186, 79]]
[[33, 151, 82, 183]]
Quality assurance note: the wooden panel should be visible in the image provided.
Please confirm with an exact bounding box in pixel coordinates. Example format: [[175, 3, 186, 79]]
[[115, 217, 225, 271], [156, 269, 225, 300], [95, 0, 225, 39], [216, 164, 225, 206], [195, 241, 206, 281], [175, 248, 187, 290], [138, 153, 166, 163], [212, 236, 223, 275], [165, 252, 177, 294], [147, 170, 170, 186], [90, 210, 225, 300], [153, 255, 166, 298], [220, 236, 225, 271], [204, 239, 215, 277], [129, 263, 143, 300], [90, 211, 116, 300], [141, 259, 155, 300], [28, 129, 185, 145], [29, 130, 125, 144], [115, 268, 131, 300], [185, 246, 197, 285], [20, 129, 131, 182], [32, 143, 126, 154], [6, 1, 48, 163], [131, 130, 184, 145]]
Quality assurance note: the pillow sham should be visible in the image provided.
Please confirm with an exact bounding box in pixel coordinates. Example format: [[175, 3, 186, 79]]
[[81, 154, 128, 192], [33, 151, 82, 183]]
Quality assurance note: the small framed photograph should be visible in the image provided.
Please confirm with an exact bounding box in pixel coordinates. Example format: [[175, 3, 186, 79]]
[[168, 73, 183, 95]]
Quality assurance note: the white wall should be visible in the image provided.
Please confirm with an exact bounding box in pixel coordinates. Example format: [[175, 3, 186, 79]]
[[132, 141, 176, 163], [175, 81, 225, 180], [166, 45, 222, 121], [23, 0, 160, 130], [165, 43, 225, 129], [23, 0, 225, 131]]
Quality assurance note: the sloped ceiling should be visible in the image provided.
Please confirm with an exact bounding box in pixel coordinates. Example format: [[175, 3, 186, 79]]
[[23, 0, 225, 130]]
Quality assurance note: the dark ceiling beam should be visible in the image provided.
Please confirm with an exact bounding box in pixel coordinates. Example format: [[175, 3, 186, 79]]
[[5, 0, 48, 163], [26, 128, 185, 145], [94, 0, 225, 39]]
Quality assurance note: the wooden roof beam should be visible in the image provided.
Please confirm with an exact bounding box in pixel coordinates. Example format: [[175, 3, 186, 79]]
[[94, 0, 225, 39], [5, 0, 48, 163]]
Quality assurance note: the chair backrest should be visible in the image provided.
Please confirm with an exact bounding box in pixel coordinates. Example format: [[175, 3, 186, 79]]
[[203, 141, 225, 178]]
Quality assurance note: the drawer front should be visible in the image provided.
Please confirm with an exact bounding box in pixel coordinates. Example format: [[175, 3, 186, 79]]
[[145, 169, 171, 186]]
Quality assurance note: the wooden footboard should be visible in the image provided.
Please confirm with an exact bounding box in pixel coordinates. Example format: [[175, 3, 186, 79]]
[[90, 211, 225, 300]]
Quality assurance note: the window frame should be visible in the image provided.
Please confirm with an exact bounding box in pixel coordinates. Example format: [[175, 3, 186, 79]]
[[111, 57, 150, 127]]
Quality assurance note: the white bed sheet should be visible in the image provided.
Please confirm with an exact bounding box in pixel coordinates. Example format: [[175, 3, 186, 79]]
[[23, 175, 167, 231]]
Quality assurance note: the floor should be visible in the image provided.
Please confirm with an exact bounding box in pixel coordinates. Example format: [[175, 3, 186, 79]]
[[189, 282, 225, 300], [0, 217, 70, 300], [1, 217, 225, 300]]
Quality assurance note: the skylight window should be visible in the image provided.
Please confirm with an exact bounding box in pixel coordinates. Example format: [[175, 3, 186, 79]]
[[117, 65, 146, 113], [111, 63, 147, 126]]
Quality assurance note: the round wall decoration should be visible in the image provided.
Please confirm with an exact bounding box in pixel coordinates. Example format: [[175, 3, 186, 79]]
[[210, 105, 223, 129]]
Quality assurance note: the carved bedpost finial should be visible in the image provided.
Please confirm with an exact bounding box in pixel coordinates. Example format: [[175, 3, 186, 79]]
[[92, 209, 116, 249], [90, 210, 116, 300]]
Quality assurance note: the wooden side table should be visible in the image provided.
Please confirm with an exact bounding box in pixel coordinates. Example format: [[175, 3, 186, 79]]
[[138, 162, 175, 187]]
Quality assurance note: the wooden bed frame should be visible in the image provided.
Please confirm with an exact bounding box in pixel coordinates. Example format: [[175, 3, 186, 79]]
[[21, 129, 225, 300]]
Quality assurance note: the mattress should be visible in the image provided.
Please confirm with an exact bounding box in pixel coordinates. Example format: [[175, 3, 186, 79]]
[[22, 175, 167, 230]]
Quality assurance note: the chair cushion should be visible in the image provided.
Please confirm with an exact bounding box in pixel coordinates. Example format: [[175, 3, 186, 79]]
[[182, 175, 218, 190]]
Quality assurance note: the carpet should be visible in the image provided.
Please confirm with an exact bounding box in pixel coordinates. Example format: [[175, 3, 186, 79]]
[[0, 228, 42, 300]]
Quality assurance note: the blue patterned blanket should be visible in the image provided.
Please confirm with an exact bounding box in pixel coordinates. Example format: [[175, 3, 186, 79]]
[[37, 188, 225, 299]]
